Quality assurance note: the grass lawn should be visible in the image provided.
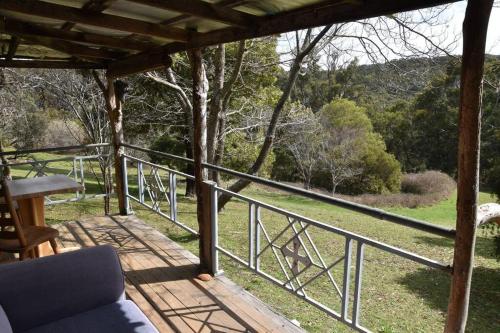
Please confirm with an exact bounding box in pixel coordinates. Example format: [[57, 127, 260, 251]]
[[5, 153, 499, 333]]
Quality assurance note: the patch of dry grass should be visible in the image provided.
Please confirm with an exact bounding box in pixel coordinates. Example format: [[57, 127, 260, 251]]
[[337, 171, 456, 208]]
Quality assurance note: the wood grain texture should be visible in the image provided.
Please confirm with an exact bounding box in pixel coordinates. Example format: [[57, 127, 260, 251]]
[[43, 215, 305, 333], [445, 1, 494, 332], [6, 175, 83, 200]]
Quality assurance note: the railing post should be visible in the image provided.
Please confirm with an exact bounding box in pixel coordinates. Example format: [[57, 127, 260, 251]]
[[79, 157, 85, 199], [255, 205, 261, 271], [121, 154, 130, 215], [352, 242, 365, 328], [249, 202, 256, 269], [200, 180, 216, 275], [341, 237, 353, 321], [138, 161, 144, 203], [169, 172, 177, 221], [210, 182, 220, 275], [73, 158, 80, 199]]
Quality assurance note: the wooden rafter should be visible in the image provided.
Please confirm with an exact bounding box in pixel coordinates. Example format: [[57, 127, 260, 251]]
[[0, 0, 193, 42], [159, 0, 250, 26], [0, 60, 106, 69], [0, 18, 154, 52], [127, 0, 257, 28], [60, 0, 118, 31], [21, 35, 123, 60], [0, 0, 462, 70], [108, 0, 460, 77]]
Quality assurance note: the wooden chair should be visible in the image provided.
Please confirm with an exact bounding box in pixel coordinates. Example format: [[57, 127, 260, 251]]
[[0, 181, 59, 260]]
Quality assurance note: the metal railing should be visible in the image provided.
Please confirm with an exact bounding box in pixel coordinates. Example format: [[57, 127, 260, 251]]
[[121, 144, 455, 333], [210, 185, 451, 333], [122, 154, 198, 235], [0, 144, 111, 205], [121, 143, 455, 238]]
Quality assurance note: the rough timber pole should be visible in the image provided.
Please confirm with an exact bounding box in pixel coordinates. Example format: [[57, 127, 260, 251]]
[[189, 47, 212, 274], [105, 74, 127, 216], [444, 1, 493, 332]]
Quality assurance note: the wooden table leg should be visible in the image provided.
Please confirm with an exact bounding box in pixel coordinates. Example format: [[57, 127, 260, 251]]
[[17, 196, 53, 257]]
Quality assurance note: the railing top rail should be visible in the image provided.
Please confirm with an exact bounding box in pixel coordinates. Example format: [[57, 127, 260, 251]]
[[123, 154, 195, 180], [215, 186, 451, 272], [122, 143, 456, 239], [0, 154, 109, 167], [0, 143, 110, 157]]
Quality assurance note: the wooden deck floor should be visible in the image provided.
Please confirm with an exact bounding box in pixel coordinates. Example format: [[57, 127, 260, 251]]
[[50, 215, 304, 333]]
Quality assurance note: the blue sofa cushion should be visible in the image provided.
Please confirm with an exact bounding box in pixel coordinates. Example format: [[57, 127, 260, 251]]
[[0, 304, 13, 333], [22, 300, 159, 333], [0, 245, 125, 332]]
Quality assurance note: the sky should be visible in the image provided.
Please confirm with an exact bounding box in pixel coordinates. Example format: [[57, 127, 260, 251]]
[[277, 1, 500, 67], [450, 1, 500, 54]]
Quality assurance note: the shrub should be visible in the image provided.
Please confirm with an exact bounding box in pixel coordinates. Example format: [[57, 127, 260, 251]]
[[42, 120, 84, 147], [223, 132, 275, 178], [337, 170, 456, 208], [401, 171, 455, 195], [149, 134, 186, 170]]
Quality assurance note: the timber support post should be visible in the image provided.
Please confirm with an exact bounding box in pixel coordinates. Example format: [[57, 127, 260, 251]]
[[189, 47, 213, 274], [96, 70, 128, 216], [444, 1, 493, 332]]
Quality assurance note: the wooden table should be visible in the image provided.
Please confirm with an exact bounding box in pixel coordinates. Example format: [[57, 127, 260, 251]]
[[5, 175, 84, 256]]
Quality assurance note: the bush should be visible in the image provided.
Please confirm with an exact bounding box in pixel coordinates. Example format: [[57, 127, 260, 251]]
[[337, 170, 456, 208], [149, 134, 186, 170], [42, 120, 84, 147], [401, 170, 455, 195], [337, 134, 402, 195], [223, 132, 275, 178]]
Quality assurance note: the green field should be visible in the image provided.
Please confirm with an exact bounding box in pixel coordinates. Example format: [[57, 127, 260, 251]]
[[5, 152, 499, 333]]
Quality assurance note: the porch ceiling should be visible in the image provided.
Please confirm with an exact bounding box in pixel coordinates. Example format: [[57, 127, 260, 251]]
[[0, 0, 461, 76]]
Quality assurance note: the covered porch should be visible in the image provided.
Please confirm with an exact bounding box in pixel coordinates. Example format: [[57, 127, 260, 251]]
[[3, 213, 303, 333], [0, 0, 498, 332]]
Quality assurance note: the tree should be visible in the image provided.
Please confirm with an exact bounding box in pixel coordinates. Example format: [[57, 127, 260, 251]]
[[317, 99, 401, 194], [284, 108, 322, 189], [217, 25, 335, 210], [29, 69, 114, 213], [320, 129, 364, 195], [316, 99, 368, 194]]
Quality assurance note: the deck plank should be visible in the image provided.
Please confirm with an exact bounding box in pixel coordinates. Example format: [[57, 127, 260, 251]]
[[44, 215, 306, 333]]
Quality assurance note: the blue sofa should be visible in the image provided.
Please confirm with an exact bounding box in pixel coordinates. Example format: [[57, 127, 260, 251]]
[[0, 245, 159, 333]]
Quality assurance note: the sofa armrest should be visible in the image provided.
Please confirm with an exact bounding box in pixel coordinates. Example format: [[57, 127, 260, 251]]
[[0, 245, 125, 332], [0, 305, 13, 333]]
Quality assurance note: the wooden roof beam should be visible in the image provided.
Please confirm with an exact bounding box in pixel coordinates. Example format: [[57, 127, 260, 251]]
[[108, 0, 459, 77], [127, 0, 257, 27], [21, 35, 124, 60], [1, 18, 155, 52], [158, 0, 250, 26], [107, 51, 172, 78], [190, 0, 462, 47], [61, 0, 119, 31], [0, 60, 106, 69], [0, 0, 192, 42]]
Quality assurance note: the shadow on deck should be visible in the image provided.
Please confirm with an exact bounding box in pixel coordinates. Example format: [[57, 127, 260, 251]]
[[53, 215, 304, 333]]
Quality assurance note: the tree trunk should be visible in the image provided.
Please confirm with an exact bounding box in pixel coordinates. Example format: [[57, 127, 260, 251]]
[[207, 44, 225, 168], [184, 138, 196, 197], [217, 58, 303, 210], [105, 76, 127, 215], [217, 26, 332, 211], [444, 1, 493, 332], [208, 40, 246, 183], [212, 115, 226, 185], [331, 183, 337, 196], [189, 48, 211, 273]]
